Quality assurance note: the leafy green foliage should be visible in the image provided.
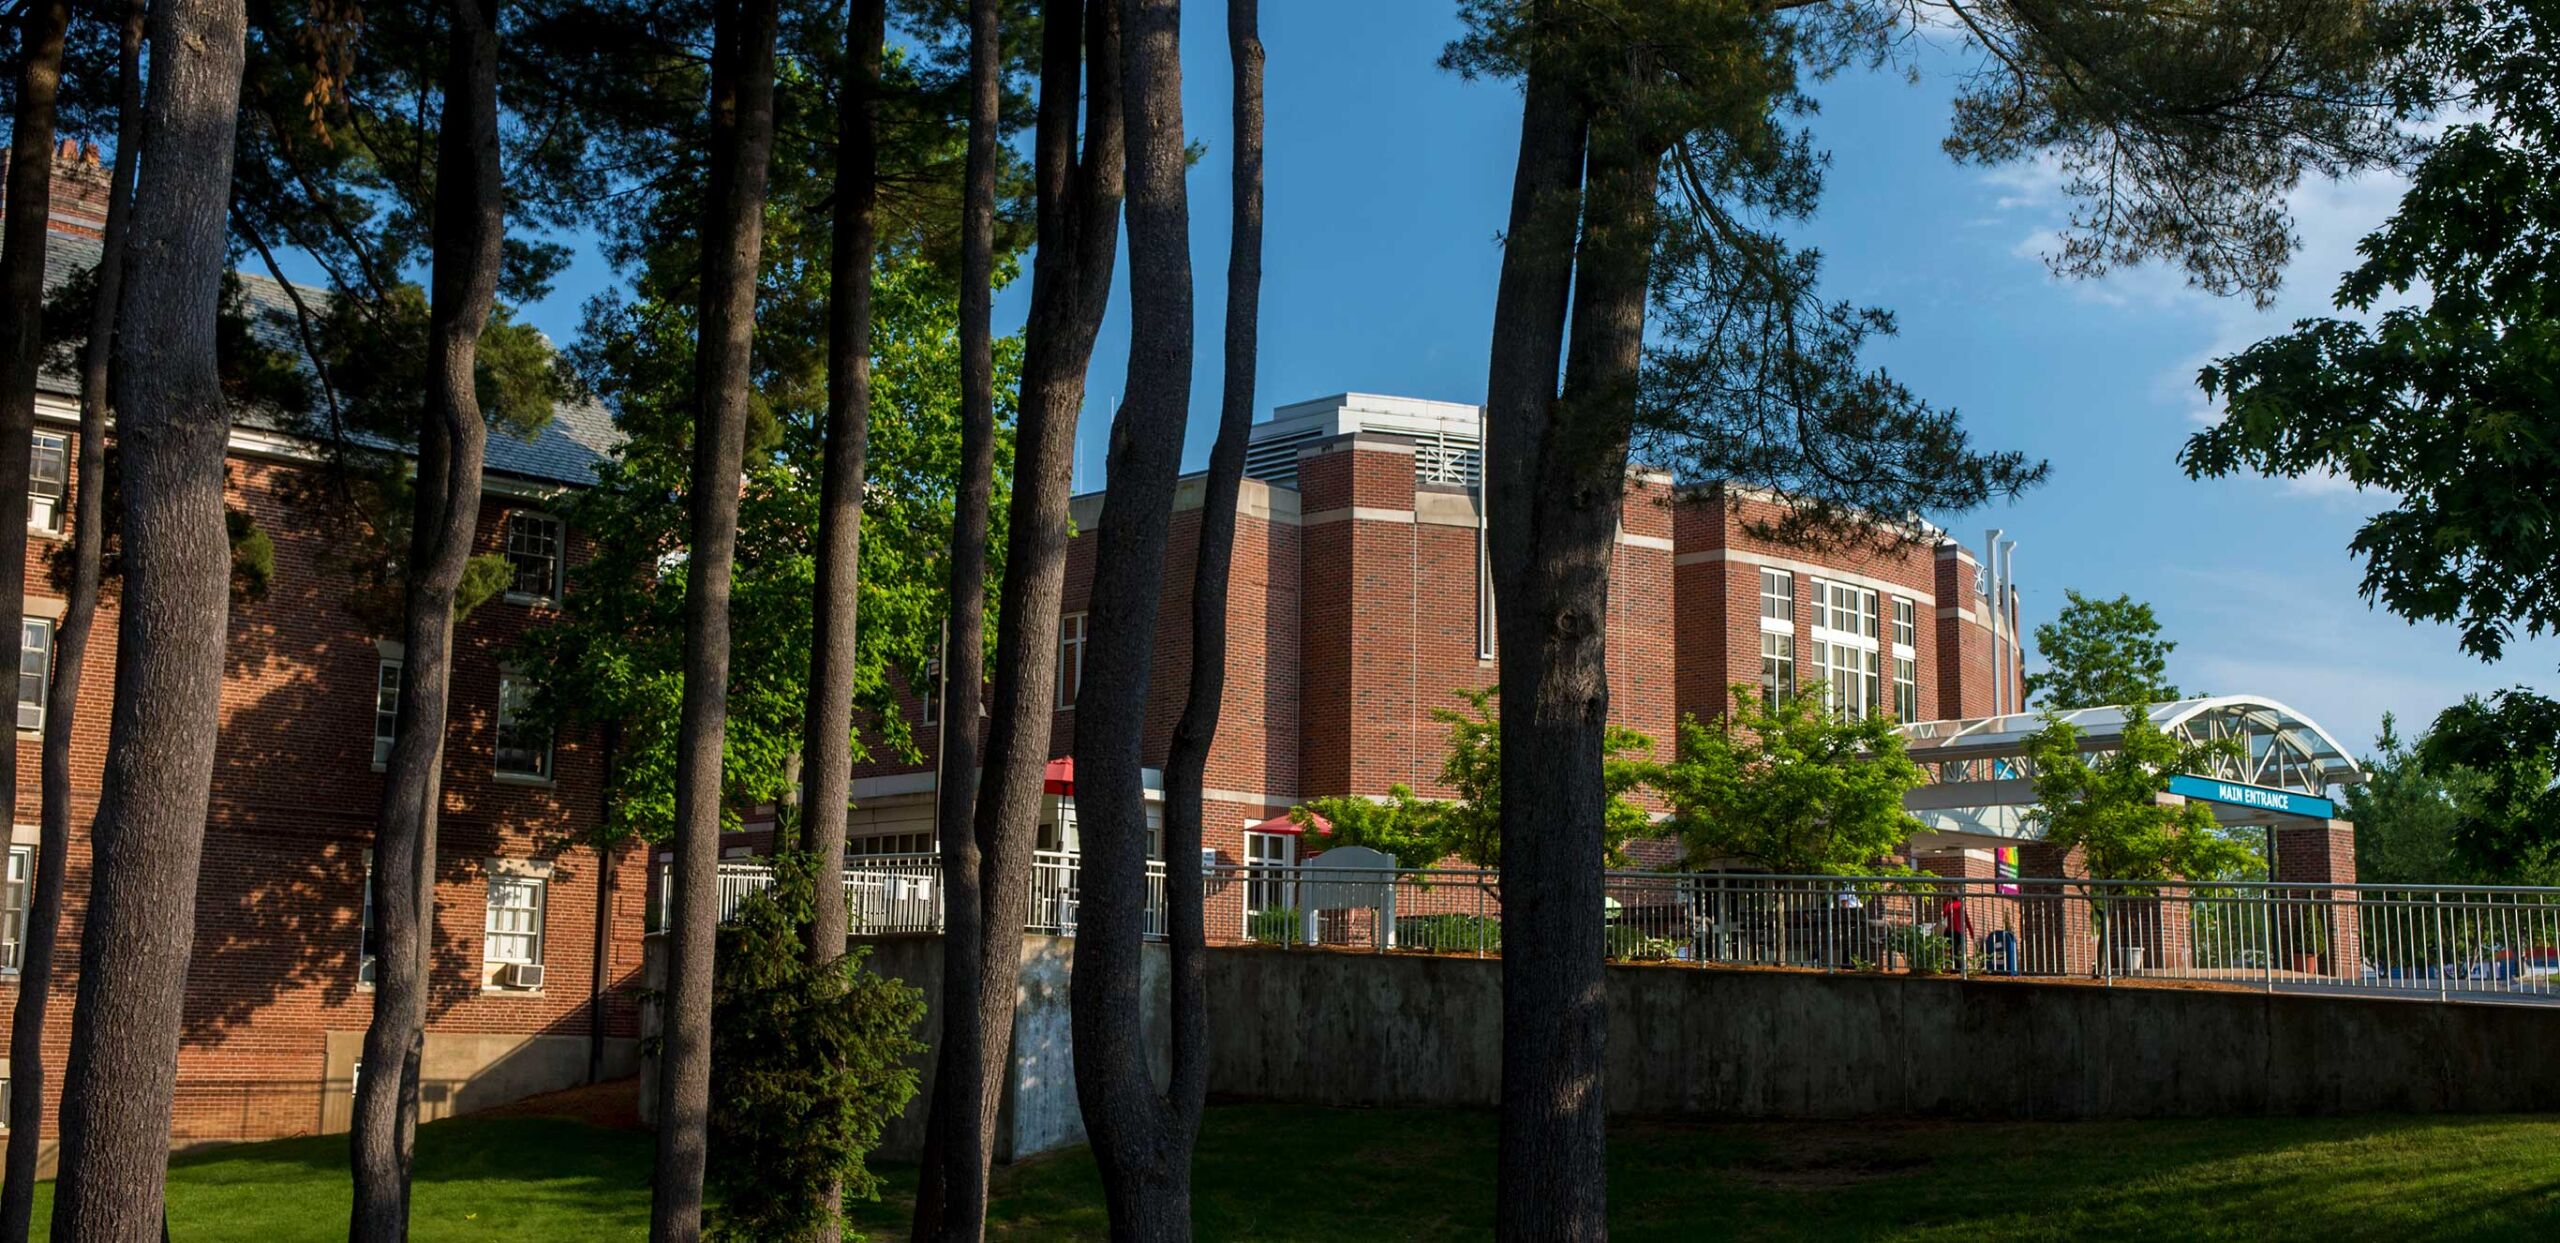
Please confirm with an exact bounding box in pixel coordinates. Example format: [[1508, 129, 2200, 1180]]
[[1295, 688, 1654, 868], [226, 509, 275, 603], [708, 853, 924, 1243], [2184, 3, 2560, 662], [2028, 590, 2182, 709], [522, 241, 1017, 842], [1653, 686, 1927, 874], [1288, 787, 1447, 871], [2416, 691, 2560, 883], [2343, 712, 2557, 885], [2021, 701, 2261, 883]]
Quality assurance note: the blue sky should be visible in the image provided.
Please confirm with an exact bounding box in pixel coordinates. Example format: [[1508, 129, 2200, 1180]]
[[503, 0, 2554, 758]]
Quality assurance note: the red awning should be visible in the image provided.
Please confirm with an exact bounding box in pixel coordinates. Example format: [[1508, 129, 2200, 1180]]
[[1043, 757, 1075, 795], [1246, 809, 1330, 837]]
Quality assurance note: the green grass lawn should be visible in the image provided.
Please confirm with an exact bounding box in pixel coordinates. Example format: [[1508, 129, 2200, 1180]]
[[36, 1103, 2560, 1240]]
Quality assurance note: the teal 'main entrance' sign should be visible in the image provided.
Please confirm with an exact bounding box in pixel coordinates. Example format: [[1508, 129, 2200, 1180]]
[[2166, 774, 2334, 820]]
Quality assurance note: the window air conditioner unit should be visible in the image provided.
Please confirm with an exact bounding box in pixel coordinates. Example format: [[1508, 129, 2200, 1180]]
[[502, 961, 545, 990]]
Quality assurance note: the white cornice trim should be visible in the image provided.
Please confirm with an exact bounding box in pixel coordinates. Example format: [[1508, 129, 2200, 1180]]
[[1618, 532, 1674, 552], [1673, 547, 1933, 606], [1300, 505, 1416, 528]]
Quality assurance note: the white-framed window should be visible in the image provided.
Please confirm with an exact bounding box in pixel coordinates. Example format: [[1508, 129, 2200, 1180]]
[[1809, 580, 1881, 718], [1812, 578, 1878, 640], [1810, 640, 1882, 719], [17, 617, 52, 733], [851, 829, 933, 857], [28, 431, 68, 534], [503, 511, 564, 603], [919, 657, 940, 727], [0, 845, 30, 972], [1889, 596, 1918, 722], [373, 658, 403, 769], [1056, 612, 1086, 710], [483, 872, 546, 974], [1758, 568, 1794, 627], [358, 852, 378, 985], [494, 671, 553, 780], [1759, 632, 1794, 704], [1243, 830, 1296, 919]]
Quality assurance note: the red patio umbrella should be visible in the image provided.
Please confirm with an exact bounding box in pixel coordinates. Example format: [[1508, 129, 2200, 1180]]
[[1042, 756, 1075, 795]]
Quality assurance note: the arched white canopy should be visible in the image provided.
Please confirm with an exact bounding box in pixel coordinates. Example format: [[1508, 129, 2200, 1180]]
[[1896, 696, 2365, 842]]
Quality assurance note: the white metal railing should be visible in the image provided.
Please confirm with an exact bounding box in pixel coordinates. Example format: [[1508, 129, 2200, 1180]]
[[676, 851, 1168, 938], [682, 858, 2560, 1002]]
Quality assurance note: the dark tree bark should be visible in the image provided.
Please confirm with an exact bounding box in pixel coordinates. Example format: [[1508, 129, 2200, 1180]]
[[796, 3, 883, 1238], [914, 0, 1000, 1236], [800, 0, 883, 974], [0, 2, 123, 1238], [0, 17, 71, 1212], [650, 1, 780, 1239], [49, 0, 251, 1237], [1483, 26, 1674, 1239], [1149, 0, 1258, 1226], [1478, 18, 1599, 1240], [917, 0, 1122, 1234], [348, 2, 506, 1237], [1069, 0, 1196, 1237]]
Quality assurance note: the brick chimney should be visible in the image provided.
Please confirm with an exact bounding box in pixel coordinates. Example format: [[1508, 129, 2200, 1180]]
[[0, 137, 113, 240]]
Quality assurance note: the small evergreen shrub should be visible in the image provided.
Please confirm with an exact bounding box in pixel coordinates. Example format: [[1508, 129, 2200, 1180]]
[[707, 852, 924, 1243]]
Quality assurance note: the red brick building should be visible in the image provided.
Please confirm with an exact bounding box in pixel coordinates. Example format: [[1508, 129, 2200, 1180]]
[[846, 393, 2029, 886], [6, 145, 648, 1166]]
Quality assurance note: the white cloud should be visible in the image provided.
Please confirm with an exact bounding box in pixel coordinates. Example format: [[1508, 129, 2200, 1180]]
[[1983, 159, 2414, 486]]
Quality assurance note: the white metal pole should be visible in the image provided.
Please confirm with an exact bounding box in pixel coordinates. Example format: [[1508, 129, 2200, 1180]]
[[2001, 539, 2019, 713], [1983, 529, 2004, 716]]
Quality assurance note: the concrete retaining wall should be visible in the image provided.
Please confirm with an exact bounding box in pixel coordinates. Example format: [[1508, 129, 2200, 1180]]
[[1207, 949, 2560, 1118], [640, 932, 1167, 1163], [858, 933, 1168, 1163]]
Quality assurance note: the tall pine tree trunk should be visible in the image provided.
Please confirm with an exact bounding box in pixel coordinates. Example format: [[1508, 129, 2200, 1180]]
[[51, 0, 251, 1236], [800, 0, 882, 980], [1069, 0, 1195, 1235], [1, 2, 127, 1238], [0, 18, 71, 1217], [915, 0, 1001, 1237], [650, 2, 779, 1238], [1152, 0, 1259, 1226], [798, 3, 883, 1238], [1479, 14, 1597, 1238], [1488, 32, 1666, 1241], [349, 2, 505, 1237], [918, 0, 1121, 1233]]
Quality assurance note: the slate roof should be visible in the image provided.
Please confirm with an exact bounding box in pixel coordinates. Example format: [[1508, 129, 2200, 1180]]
[[39, 232, 618, 488]]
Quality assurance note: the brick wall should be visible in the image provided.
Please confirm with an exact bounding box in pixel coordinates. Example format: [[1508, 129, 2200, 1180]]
[[9, 421, 643, 1154]]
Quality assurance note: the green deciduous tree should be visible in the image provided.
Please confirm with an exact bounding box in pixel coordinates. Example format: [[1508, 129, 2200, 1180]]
[[1296, 688, 1654, 869], [2345, 713, 2554, 886], [2184, 2, 2557, 666], [2180, 1, 2560, 886], [2415, 691, 2560, 884], [2028, 589, 2182, 709], [2022, 701, 2259, 884], [1655, 686, 1927, 874]]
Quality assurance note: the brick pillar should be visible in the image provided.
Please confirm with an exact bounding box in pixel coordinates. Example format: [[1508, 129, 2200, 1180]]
[[2016, 842, 2090, 976], [2273, 818, 2359, 975]]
